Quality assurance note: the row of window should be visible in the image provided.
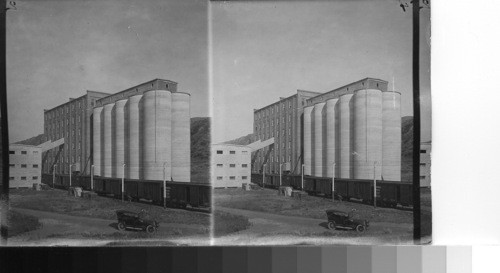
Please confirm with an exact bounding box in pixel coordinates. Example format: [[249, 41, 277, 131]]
[[215, 176, 248, 181], [216, 164, 248, 168], [255, 99, 295, 121], [9, 176, 38, 181], [45, 99, 86, 121], [9, 164, 39, 168], [215, 150, 249, 155], [257, 155, 292, 163], [9, 150, 39, 155]]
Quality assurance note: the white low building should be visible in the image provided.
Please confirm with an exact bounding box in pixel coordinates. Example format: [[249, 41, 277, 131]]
[[420, 141, 432, 188], [9, 144, 42, 188], [211, 144, 251, 188]]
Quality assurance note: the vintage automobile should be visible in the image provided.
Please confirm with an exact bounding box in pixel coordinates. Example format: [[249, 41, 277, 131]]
[[325, 209, 369, 232], [116, 210, 159, 234]]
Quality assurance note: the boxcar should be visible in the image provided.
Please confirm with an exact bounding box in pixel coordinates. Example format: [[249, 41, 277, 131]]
[[378, 181, 399, 207], [399, 182, 413, 206], [348, 180, 372, 203], [334, 179, 349, 200]]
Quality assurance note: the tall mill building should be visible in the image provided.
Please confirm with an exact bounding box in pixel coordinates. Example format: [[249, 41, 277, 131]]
[[42, 79, 190, 183], [43, 91, 111, 175], [252, 78, 402, 181]]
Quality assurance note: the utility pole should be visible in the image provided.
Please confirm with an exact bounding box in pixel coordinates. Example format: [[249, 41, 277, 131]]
[[163, 162, 167, 208], [90, 165, 94, 191], [332, 162, 336, 201], [69, 164, 73, 187], [262, 163, 266, 189], [121, 164, 125, 202], [301, 164, 304, 191], [279, 163, 282, 188], [53, 164, 57, 188]]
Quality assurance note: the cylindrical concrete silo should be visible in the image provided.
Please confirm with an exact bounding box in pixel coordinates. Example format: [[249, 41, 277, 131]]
[[126, 95, 143, 179], [337, 94, 353, 179], [313, 102, 326, 177], [102, 103, 115, 178], [171, 92, 191, 182], [326, 98, 339, 178], [382, 91, 401, 181], [93, 106, 103, 177], [303, 106, 314, 176], [112, 99, 127, 178], [142, 90, 172, 181], [353, 89, 383, 180]]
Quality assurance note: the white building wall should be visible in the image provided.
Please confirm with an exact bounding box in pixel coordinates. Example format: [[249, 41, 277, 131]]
[[212, 144, 251, 188], [9, 144, 42, 188], [420, 142, 432, 187]]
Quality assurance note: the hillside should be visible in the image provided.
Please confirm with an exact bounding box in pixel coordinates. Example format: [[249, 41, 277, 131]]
[[401, 116, 413, 181], [224, 133, 253, 145], [15, 134, 45, 146], [190, 117, 210, 183]]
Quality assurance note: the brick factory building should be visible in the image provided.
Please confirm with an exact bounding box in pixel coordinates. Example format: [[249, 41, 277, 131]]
[[252, 78, 402, 181], [43, 91, 111, 175], [252, 90, 321, 175]]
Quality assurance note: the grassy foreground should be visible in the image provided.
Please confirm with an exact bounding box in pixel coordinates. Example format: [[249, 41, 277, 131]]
[[10, 188, 250, 237], [214, 188, 413, 225]]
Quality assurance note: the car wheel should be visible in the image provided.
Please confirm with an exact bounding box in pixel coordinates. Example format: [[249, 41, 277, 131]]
[[146, 225, 156, 234], [117, 222, 126, 231], [327, 221, 336, 230], [356, 225, 365, 233]]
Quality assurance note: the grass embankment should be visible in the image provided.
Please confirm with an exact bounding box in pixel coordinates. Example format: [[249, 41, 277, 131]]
[[10, 188, 250, 237], [7, 210, 42, 237], [11, 188, 209, 226], [213, 212, 251, 237], [420, 187, 432, 240], [215, 188, 413, 225]]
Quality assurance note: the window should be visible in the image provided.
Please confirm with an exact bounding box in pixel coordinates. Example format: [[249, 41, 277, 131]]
[[21, 164, 27, 168], [229, 176, 235, 180], [217, 164, 223, 167], [21, 177, 27, 180], [229, 164, 236, 168], [9, 177, 14, 181], [420, 150, 426, 153], [9, 151, 14, 154], [420, 176, 426, 179], [33, 164, 39, 168], [21, 151, 27, 155], [229, 151, 236, 154], [33, 176, 38, 180], [420, 163, 426, 166], [217, 150, 223, 154], [33, 151, 39, 154], [242, 164, 248, 168], [9, 164, 14, 167], [242, 176, 248, 180], [242, 151, 248, 154], [217, 176, 223, 180]]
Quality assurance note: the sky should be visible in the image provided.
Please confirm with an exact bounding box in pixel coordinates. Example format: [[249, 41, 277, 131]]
[[211, 0, 431, 143], [7, 0, 208, 142]]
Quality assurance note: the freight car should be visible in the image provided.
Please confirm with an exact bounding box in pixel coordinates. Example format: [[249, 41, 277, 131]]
[[250, 173, 413, 208], [43, 174, 211, 211]]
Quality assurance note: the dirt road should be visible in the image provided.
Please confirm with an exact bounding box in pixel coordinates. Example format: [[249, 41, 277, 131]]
[[8, 208, 210, 246], [209, 207, 413, 245]]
